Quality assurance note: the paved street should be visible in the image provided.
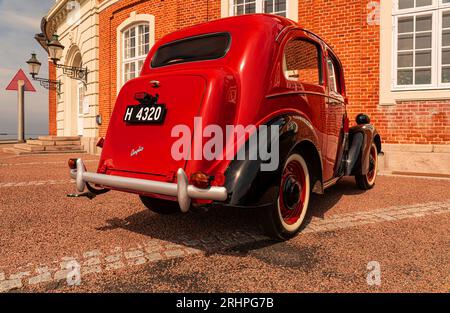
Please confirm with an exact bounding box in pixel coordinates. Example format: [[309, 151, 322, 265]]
[[0, 147, 449, 293]]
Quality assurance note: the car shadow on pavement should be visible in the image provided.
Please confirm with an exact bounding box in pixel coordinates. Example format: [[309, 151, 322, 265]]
[[309, 177, 365, 219], [95, 177, 366, 256]]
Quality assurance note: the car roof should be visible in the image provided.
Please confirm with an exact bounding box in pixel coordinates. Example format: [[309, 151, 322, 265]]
[[155, 14, 340, 58], [156, 14, 298, 46], [146, 14, 343, 72]]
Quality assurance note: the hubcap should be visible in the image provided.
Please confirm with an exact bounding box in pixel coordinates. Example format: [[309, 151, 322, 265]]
[[283, 176, 301, 209], [279, 159, 307, 226]]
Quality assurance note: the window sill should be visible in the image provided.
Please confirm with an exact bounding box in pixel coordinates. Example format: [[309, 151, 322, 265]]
[[391, 86, 450, 92], [380, 88, 450, 106]]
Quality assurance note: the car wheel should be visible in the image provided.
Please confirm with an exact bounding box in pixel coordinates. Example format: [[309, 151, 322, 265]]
[[260, 153, 311, 240], [139, 196, 181, 215], [355, 143, 378, 190]]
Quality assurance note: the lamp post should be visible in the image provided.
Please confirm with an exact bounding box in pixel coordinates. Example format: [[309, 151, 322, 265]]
[[26, 34, 88, 94]]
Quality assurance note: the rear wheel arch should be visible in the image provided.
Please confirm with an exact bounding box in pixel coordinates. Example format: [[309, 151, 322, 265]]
[[223, 114, 324, 206]]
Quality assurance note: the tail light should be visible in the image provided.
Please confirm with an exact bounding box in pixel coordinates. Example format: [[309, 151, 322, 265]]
[[190, 172, 212, 189], [68, 158, 78, 170], [96, 137, 105, 148]]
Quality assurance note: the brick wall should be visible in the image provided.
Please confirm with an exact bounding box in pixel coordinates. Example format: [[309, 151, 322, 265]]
[[48, 62, 57, 136], [377, 100, 450, 144]]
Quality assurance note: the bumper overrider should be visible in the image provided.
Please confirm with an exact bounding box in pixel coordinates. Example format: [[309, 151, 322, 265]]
[[69, 159, 228, 213]]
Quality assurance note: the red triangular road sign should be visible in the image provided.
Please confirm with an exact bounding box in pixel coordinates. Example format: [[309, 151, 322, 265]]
[[5, 69, 36, 92]]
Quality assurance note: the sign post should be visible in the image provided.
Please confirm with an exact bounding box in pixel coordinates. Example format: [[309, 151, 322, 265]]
[[17, 80, 25, 142], [5, 69, 36, 143]]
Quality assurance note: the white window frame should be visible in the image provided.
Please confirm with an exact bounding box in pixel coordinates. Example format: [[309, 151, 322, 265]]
[[122, 24, 150, 84], [439, 6, 450, 86], [392, 0, 450, 90], [116, 13, 155, 91], [228, 0, 291, 17]]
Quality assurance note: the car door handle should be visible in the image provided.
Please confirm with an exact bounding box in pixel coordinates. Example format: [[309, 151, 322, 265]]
[[328, 99, 341, 106], [328, 93, 344, 105]]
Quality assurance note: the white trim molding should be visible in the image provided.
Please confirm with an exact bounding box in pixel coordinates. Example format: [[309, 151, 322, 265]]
[[221, 0, 298, 22], [380, 0, 450, 105], [116, 12, 155, 92]]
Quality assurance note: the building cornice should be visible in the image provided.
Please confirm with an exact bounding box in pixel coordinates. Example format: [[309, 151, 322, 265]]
[[47, 0, 121, 20], [98, 0, 121, 12], [47, 0, 69, 20]]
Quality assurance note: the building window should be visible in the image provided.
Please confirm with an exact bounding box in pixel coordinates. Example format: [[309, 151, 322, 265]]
[[77, 82, 85, 116], [230, 0, 287, 17], [393, 0, 450, 89], [122, 24, 150, 84]]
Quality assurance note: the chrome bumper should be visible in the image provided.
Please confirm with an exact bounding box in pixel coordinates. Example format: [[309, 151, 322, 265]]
[[70, 159, 228, 213]]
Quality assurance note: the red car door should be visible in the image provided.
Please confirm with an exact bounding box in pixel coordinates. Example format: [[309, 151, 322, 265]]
[[324, 51, 347, 181], [281, 33, 328, 173]]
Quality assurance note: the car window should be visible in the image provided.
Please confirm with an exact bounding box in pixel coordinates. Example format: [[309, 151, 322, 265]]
[[327, 59, 338, 93], [283, 39, 322, 85], [151, 33, 231, 68], [326, 56, 342, 94]]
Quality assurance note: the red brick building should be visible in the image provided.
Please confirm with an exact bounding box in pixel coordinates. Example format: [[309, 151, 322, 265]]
[[39, 0, 450, 175]]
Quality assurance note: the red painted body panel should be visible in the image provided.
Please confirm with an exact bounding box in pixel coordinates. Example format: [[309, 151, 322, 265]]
[[101, 74, 207, 178], [98, 14, 348, 196]]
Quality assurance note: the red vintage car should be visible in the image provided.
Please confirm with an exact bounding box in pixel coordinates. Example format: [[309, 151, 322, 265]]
[[69, 14, 382, 240]]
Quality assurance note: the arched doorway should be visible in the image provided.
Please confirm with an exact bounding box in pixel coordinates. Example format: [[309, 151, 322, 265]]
[[64, 46, 85, 137]]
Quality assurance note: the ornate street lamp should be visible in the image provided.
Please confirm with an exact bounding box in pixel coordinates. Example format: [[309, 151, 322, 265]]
[[26, 53, 41, 79], [27, 52, 62, 94], [26, 33, 88, 93], [47, 34, 89, 83], [47, 34, 64, 64]]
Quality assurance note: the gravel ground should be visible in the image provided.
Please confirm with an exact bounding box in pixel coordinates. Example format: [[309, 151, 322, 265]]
[[0, 150, 449, 293]]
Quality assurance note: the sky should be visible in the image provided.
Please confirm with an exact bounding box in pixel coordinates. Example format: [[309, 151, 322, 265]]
[[0, 0, 54, 135]]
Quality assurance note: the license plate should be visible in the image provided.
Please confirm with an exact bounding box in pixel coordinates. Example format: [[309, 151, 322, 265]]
[[123, 104, 167, 124]]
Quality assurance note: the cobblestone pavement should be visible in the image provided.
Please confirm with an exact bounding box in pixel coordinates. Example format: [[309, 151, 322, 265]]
[[0, 150, 449, 292]]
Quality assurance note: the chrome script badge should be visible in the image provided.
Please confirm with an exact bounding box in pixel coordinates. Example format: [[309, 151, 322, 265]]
[[131, 146, 144, 157]]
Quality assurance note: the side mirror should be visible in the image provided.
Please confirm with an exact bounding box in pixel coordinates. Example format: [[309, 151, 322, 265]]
[[356, 113, 371, 125]]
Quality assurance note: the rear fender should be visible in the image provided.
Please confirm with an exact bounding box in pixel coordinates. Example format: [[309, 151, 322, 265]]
[[223, 114, 323, 207]]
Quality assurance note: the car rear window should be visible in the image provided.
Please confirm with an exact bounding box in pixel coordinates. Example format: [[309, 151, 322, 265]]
[[151, 33, 231, 68]]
